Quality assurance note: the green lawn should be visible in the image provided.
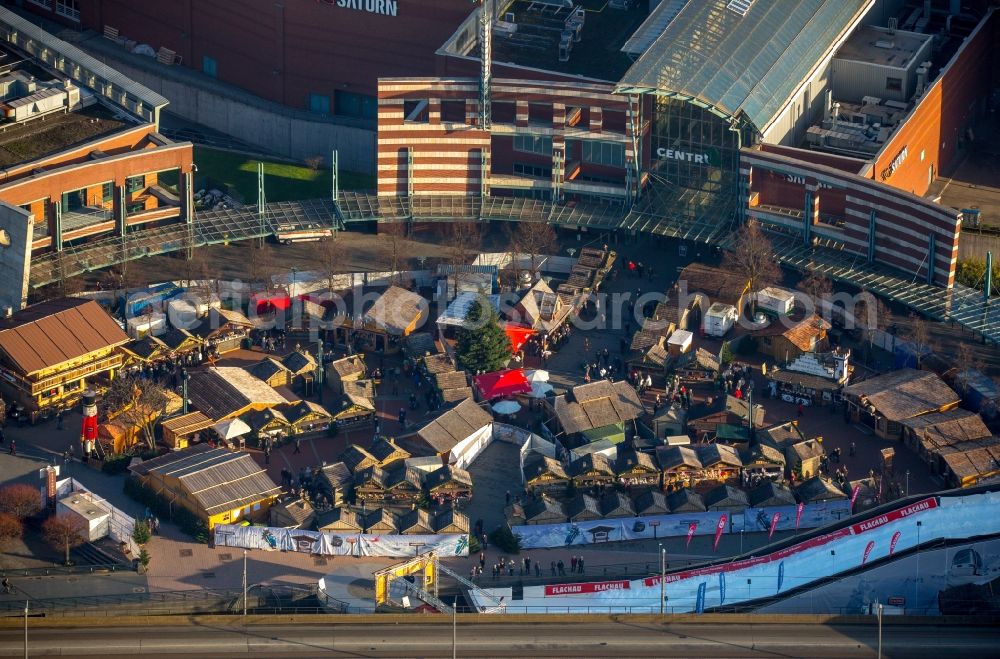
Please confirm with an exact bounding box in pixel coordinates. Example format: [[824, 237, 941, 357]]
[[193, 147, 375, 203]]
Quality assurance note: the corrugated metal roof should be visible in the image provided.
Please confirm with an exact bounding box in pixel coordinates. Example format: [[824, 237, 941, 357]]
[[0, 6, 169, 111], [617, 0, 872, 133], [0, 297, 129, 376]]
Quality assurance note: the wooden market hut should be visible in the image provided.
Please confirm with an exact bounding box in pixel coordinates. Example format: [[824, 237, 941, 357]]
[[363, 508, 400, 534], [566, 493, 602, 523], [243, 407, 292, 444], [384, 466, 425, 507], [739, 438, 787, 483], [796, 476, 847, 503], [316, 461, 353, 508], [160, 411, 214, 450], [398, 509, 435, 535], [524, 496, 567, 525], [331, 379, 377, 429], [667, 488, 706, 513], [600, 491, 636, 519], [326, 354, 367, 395], [695, 443, 743, 488], [353, 466, 388, 506], [785, 440, 825, 480], [748, 481, 797, 508], [339, 445, 379, 473], [269, 496, 315, 529], [129, 444, 281, 528], [316, 507, 363, 534], [524, 455, 571, 497], [677, 348, 721, 383], [615, 447, 661, 489], [369, 437, 411, 470], [568, 452, 616, 491], [633, 489, 670, 516], [433, 509, 470, 534], [548, 380, 645, 446], [425, 465, 474, 502], [657, 446, 704, 491], [157, 328, 205, 359], [842, 368, 960, 440], [704, 484, 750, 512], [248, 358, 292, 388], [278, 400, 332, 435]]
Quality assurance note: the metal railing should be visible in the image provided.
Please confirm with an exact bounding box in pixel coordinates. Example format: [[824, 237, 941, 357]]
[[0, 563, 127, 578]]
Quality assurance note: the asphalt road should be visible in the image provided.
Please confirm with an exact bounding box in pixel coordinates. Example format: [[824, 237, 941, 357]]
[[0, 620, 994, 657]]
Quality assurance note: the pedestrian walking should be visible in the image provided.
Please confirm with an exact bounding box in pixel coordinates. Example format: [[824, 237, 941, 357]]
[[8, 440, 14, 456], [849, 442, 856, 457], [557, 560, 565, 576], [578, 556, 585, 573], [570, 556, 577, 572], [480, 552, 486, 569], [264, 449, 270, 466], [398, 408, 406, 425], [550, 561, 557, 576], [535, 563, 541, 577], [797, 403, 804, 417], [56, 410, 64, 430], [505, 490, 511, 505], [293, 438, 302, 454]]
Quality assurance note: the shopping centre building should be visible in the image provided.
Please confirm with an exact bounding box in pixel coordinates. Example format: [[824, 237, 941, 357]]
[[0, 6, 193, 312]]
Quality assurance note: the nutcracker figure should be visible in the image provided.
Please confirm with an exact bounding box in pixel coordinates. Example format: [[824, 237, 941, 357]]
[[80, 390, 98, 461]]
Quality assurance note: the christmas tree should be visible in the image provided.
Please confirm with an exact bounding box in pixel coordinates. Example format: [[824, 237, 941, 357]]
[[456, 297, 512, 374]]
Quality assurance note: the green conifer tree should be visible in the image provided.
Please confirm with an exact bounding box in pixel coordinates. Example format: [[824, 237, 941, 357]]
[[456, 297, 512, 374]]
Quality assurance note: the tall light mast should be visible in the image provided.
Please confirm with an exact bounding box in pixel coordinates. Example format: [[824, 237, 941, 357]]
[[479, 0, 492, 130]]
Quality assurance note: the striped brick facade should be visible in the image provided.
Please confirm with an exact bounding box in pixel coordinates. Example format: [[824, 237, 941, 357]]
[[376, 77, 638, 199], [742, 148, 961, 288]]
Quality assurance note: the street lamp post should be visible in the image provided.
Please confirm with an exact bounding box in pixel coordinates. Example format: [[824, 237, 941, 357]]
[[23, 600, 28, 659], [915, 520, 922, 612], [242, 549, 248, 617], [905, 470, 910, 497], [877, 602, 884, 659], [659, 543, 666, 615], [452, 605, 457, 659]]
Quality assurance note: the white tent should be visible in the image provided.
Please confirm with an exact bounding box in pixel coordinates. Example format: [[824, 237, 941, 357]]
[[212, 417, 252, 440], [527, 369, 550, 383]]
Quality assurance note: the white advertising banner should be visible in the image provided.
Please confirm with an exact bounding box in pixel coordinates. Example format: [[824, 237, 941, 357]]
[[469, 491, 1000, 614], [512, 500, 852, 549], [213, 524, 469, 558]]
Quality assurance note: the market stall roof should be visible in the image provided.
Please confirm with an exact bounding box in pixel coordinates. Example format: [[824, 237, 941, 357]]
[[213, 417, 251, 440], [504, 324, 536, 353], [0, 297, 129, 376], [187, 367, 290, 421], [436, 291, 501, 328], [842, 368, 960, 422], [474, 368, 532, 399], [363, 286, 428, 335], [413, 398, 494, 454]]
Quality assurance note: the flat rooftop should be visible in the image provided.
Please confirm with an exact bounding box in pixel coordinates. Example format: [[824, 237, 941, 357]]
[[835, 25, 931, 68], [486, 0, 648, 82], [0, 42, 126, 167]]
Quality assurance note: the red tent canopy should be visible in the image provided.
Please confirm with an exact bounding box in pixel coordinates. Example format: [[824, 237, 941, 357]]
[[251, 293, 291, 315], [474, 368, 532, 399], [504, 324, 536, 353]]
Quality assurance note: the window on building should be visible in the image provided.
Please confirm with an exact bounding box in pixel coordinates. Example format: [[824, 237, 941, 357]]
[[885, 77, 902, 92], [335, 91, 376, 120], [307, 93, 330, 115], [513, 134, 552, 155], [202, 55, 218, 79], [513, 162, 552, 179], [54, 0, 79, 21], [127, 201, 146, 215], [581, 141, 625, 168], [101, 182, 113, 203], [125, 176, 146, 194]]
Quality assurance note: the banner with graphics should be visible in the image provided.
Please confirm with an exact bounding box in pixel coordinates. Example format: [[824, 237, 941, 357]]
[[544, 580, 629, 597], [213, 524, 469, 557], [512, 500, 851, 550], [768, 512, 781, 539], [713, 515, 728, 550], [686, 522, 698, 547]]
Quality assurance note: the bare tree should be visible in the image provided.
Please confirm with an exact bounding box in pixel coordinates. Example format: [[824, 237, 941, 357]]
[[42, 513, 87, 565], [799, 271, 832, 305], [0, 484, 42, 520], [101, 374, 170, 452], [312, 234, 346, 293], [444, 221, 483, 297], [512, 221, 558, 278], [722, 220, 782, 311], [246, 244, 275, 295], [908, 313, 930, 368], [378, 223, 407, 285], [854, 292, 892, 366], [0, 512, 22, 568]]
